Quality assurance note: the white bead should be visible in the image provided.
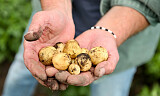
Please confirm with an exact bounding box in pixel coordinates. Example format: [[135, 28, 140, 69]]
[[114, 35, 117, 38], [91, 26, 117, 39], [91, 27, 94, 29], [102, 27, 105, 30], [96, 26, 100, 29], [108, 30, 112, 33]]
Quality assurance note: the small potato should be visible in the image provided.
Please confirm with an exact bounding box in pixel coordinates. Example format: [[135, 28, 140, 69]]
[[63, 40, 81, 58], [68, 64, 80, 75], [89, 46, 108, 65], [81, 48, 89, 54], [75, 53, 92, 71], [52, 53, 71, 70], [54, 42, 65, 53], [39, 46, 57, 65]]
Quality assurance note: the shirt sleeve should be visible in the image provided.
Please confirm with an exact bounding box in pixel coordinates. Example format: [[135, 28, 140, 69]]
[[100, 0, 160, 25]]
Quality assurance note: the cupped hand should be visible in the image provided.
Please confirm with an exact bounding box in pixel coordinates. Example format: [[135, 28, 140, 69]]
[[60, 29, 119, 86], [23, 9, 75, 90]]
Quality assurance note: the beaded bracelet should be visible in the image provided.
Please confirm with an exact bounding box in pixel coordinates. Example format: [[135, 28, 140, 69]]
[[91, 26, 117, 38]]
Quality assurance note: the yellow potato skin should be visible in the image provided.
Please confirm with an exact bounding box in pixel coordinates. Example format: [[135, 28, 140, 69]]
[[39, 46, 57, 65], [68, 64, 80, 75], [75, 53, 92, 71], [63, 40, 81, 59], [52, 53, 71, 70], [54, 42, 65, 53], [81, 48, 89, 54], [39, 41, 108, 75], [89, 46, 108, 65]]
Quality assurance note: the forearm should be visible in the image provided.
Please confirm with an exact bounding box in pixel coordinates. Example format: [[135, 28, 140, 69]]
[[96, 6, 149, 46], [40, 0, 72, 17]]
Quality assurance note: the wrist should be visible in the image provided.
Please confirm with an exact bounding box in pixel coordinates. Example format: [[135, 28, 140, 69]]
[[94, 24, 122, 47], [95, 6, 149, 47], [40, 0, 72, 18], [91, 26, 117, 39], [87, 29, 118, 48]]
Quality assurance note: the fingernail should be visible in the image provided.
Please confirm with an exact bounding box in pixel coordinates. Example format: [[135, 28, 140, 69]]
[[24, 30, 41, 41], [24, 31, 34, 41], [24, 31, 34, 36], [26, 30, 34, 33], [99, 68, 105, 77]]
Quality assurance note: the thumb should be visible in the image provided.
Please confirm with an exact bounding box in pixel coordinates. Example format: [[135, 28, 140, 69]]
[[24, 12, 46, 41], [94, 51, 119, 77], [24, 27, 43, 41], [94, 61, 114, 77]]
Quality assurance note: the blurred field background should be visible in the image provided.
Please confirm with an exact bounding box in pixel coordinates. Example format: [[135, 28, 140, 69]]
[[0, 0, 160, 96]]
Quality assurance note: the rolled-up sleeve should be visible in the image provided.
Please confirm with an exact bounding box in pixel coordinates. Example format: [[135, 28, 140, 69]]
[[100, 0, 160, 25]]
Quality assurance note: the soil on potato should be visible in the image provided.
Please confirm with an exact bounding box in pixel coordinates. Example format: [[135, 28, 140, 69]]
[[0, 60, 146, 96]]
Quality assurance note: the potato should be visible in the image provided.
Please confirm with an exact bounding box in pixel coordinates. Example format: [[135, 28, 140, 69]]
[[39, 46, 57, 65], [89, 46, 108, 65], [81, 48, 89, 54], [38, 40, 109, 76], [54, 42, 65, 53], [52, 53, 71, 70], [75, 53, 92, 71], [63, 40, 81, 58], [68, 64, 80, 75]]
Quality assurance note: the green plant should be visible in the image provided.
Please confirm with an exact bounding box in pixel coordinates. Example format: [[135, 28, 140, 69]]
[[145, 41, 160, 80], [60, 85, 90, 96], [138, 83, 160, 96], [145, 53, 160, 80], [0, 0, 32, 63], [137, 41, 160, 96]]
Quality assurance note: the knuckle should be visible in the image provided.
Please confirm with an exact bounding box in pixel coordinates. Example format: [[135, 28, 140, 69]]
[[33, 11, 43, 19], [107, 62, 116, 74], [116, 54, 120, 62], [114, 50, 119, 63], [109, 65, 115, 73]]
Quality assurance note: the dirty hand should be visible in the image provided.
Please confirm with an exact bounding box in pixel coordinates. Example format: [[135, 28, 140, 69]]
[[23, 9, 75, 90], [55, 29, 119, 86], [54, 6, 149, 86]]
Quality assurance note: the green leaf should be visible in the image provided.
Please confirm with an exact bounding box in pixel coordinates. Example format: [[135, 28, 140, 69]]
[[0, 0, 31, 63]]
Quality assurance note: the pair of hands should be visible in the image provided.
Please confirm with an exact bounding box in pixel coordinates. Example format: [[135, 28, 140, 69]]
[[23, 9, 119, 90]]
